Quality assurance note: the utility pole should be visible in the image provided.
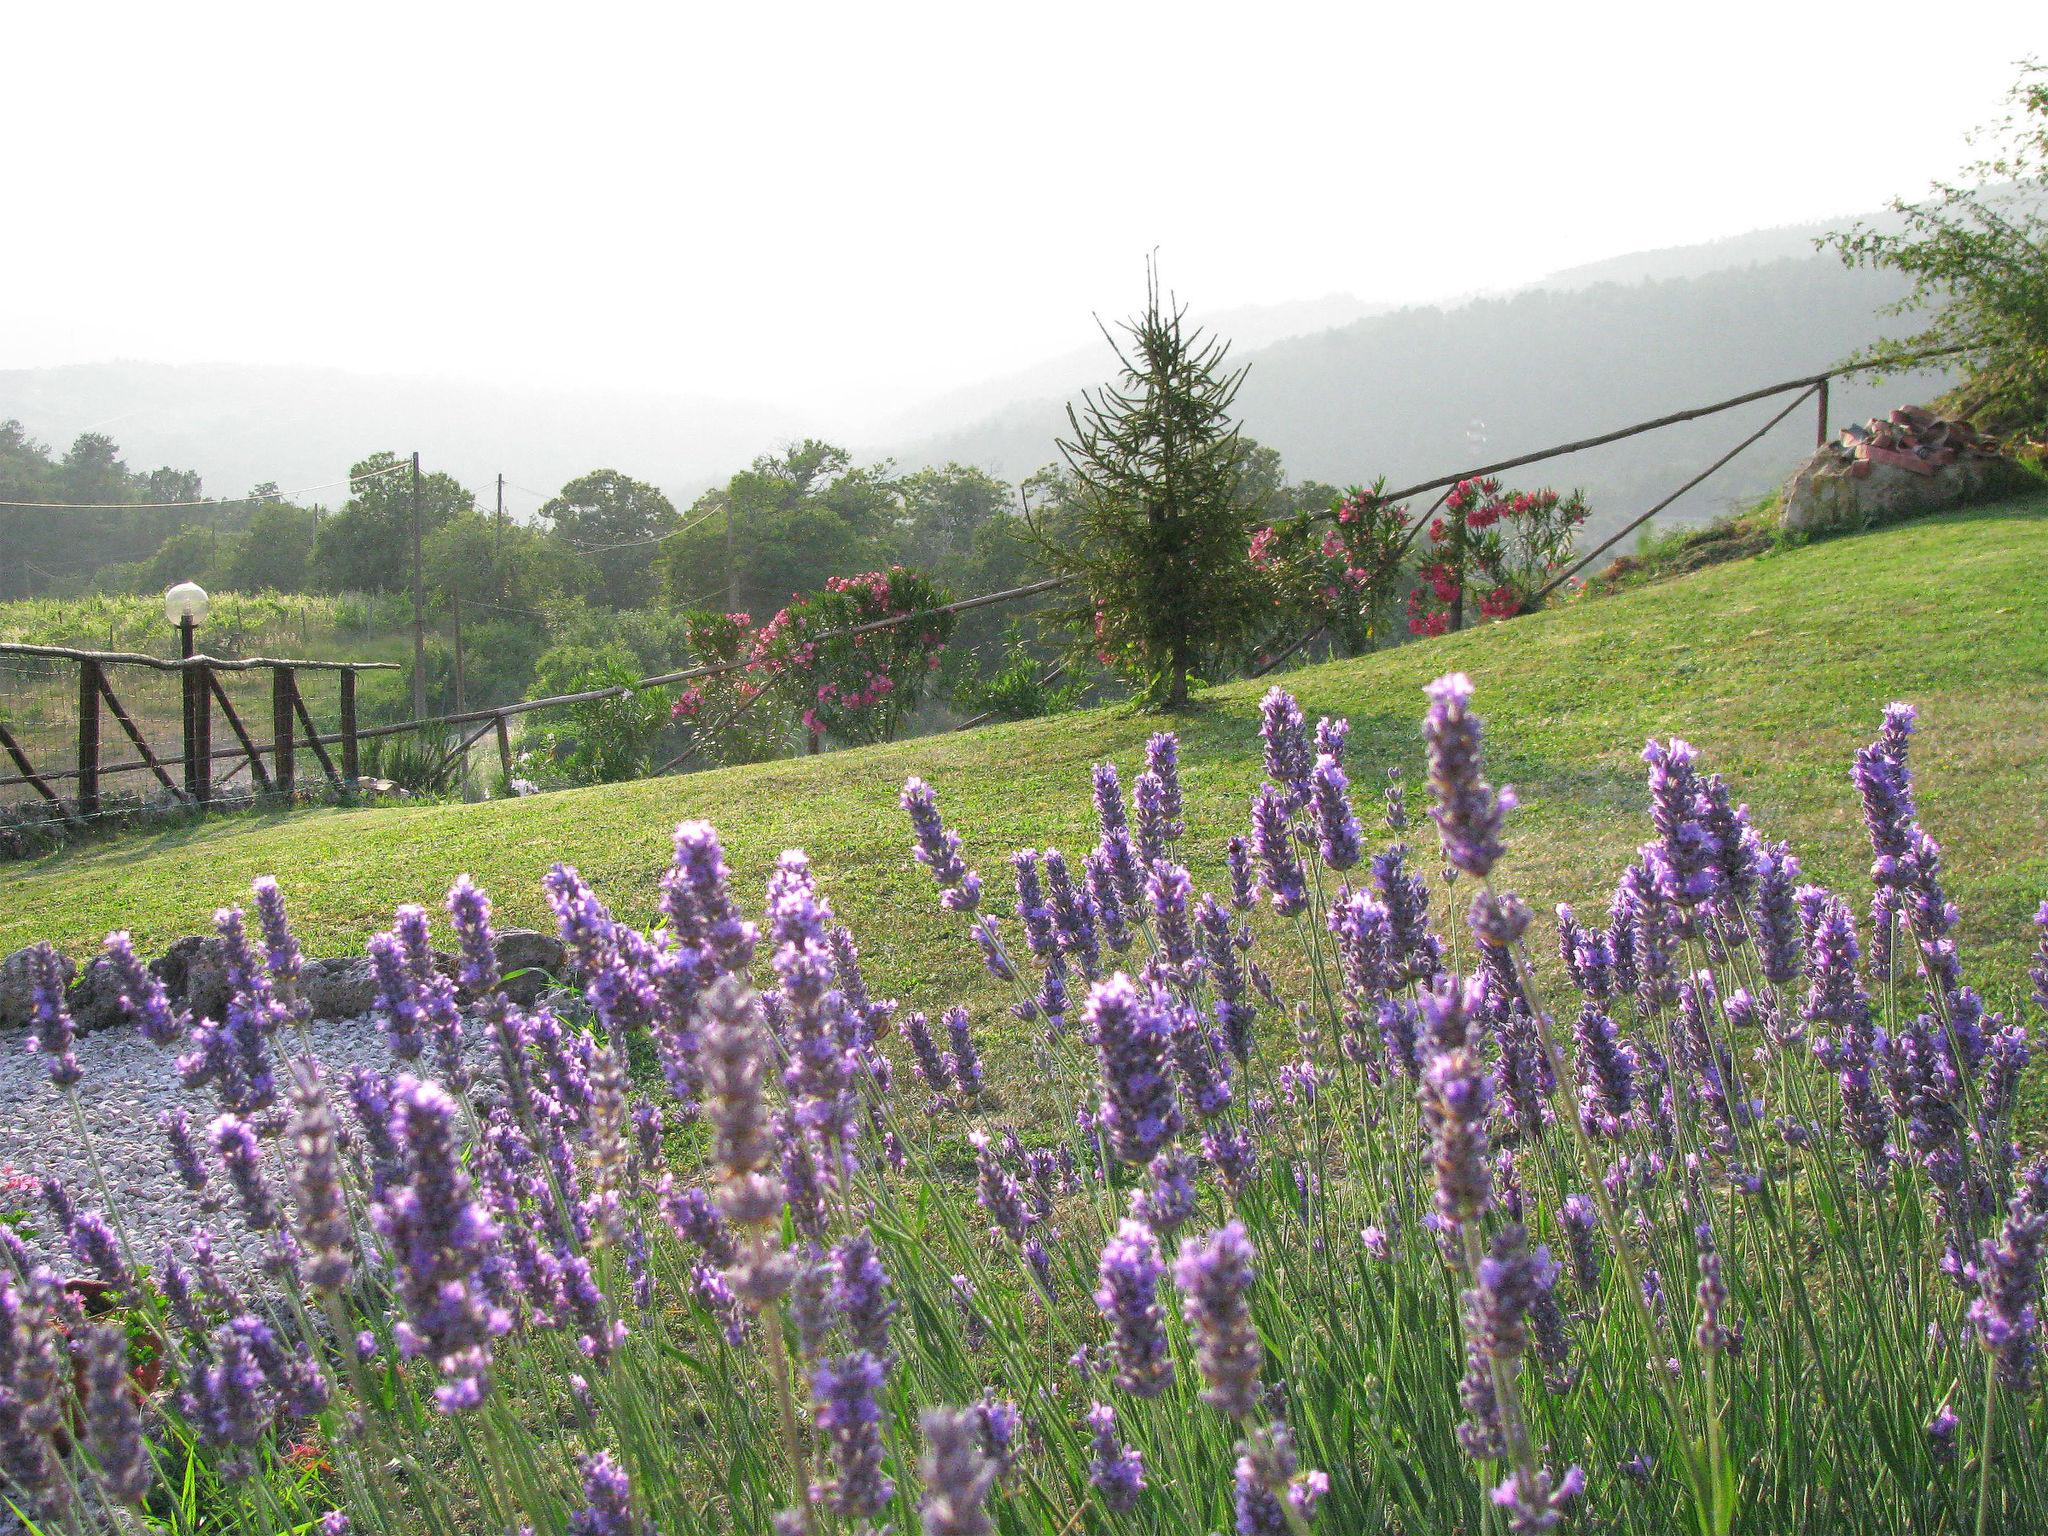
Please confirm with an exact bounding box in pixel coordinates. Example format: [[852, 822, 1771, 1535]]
[[409, 451, 426, 720], [452, 586, 466, 716], [725, 500, 738, 613]]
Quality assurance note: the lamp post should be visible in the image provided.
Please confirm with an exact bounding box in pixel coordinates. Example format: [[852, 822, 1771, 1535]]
[[164, 581, 208, 658], [164, 582, 209, 800]]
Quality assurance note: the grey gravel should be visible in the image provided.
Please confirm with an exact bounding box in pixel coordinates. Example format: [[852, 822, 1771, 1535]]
[[0, 1009, 498, 1283]]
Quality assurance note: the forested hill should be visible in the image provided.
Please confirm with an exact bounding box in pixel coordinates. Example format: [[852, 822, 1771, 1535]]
[[890, 254, 1959, 534]]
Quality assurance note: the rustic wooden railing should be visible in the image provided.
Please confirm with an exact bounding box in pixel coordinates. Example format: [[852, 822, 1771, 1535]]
[[0, 644, 397, 820]]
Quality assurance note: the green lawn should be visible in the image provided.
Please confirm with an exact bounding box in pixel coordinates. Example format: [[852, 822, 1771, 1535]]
[[8, 493, 2047, 1056]]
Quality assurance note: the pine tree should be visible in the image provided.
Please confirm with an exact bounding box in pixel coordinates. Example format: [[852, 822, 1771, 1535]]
[[1040, 264, 1263, 708]]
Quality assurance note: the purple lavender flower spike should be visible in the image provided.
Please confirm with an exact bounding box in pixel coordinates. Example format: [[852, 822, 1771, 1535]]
[[1012, 849, 1057, 959], [1044, 848, 1101, 977], [1093, 761, 1130, 841], [161, 1106, 211, 1200], [1202, 1125, 1259, 1195], [210, 1114, 281, 1234], [919, 1405, 998, 1536], [567, 1451, 639, 1536], [1969, 1186, 2045, 1393], [1573, 1001, 1636, 1139], [174, 1329, 273, 1482], [1236, 1420, 1327, 1535], [943, 1005, 983, 1099], [1176, 1221, 1262, 1419], [1225, 834, 1257, 912], [1133, 769, 1173, 867], [1095, 1218, 1174, 1398], [22, 944, 80, 1090], [1316, 714, 1349, 765], [1147, 860, 1198, 972], [1250, 784, 1307, 917], [900, 1010, 954, 1102], [370, 1075, 509, 1411], [1372, 845, 1440, 983], [1169, 1004, 1234, 1121], [444, 873, 503, 998], [970, 1131, 1033, 1245], [813, 1349, 896, 1518], [662, 819, 760, 973], [974, 1392, 1023, 1480], [1147, 730, 1185, 835], [1085, 1401, 1146, 1512], [1308, 752, 1363, 871], [831, 1229, 897, 1363], [1642, 738, 1722, 915], [1422, 673, 1514, 880], [1694, 1225, 1732, 1354], [902, 776, 983, 913], [83, 1324, 152, 1505], [250, 875, 303, 991], [1134, 1147, 1200, 1235], [1559, 1194, 1600, 1299], [1753, 840, 1804, 987], [1087, 848, 1135, 954], [1259, 687, 1314, 805], [101, 931, 180, 1045], [1928, 1404, 1959, 1464], [1422, 1044, 1494, 1230], [1492, 1463, 1586, 1534], [1086, 976, 1184, 1166]]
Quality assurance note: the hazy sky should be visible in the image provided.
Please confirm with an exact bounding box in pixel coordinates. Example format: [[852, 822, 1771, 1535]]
[[4, 3, 2036, 425]]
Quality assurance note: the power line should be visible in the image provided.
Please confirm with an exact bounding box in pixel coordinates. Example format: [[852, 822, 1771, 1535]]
[[549, 503, 723, 555], [0, 458, 412, 512]]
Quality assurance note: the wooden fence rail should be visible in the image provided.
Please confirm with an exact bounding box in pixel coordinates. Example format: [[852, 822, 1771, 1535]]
[[0, 644, 396, 817]]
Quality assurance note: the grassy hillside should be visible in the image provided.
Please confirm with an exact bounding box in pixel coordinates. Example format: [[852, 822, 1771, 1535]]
[[8, 494, 2047, 1054]]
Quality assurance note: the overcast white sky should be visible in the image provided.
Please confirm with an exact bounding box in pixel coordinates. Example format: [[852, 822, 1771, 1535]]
[[3, 2, 2037, 424]]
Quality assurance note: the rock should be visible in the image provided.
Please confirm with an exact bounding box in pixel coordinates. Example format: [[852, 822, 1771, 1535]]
[[64, 957, 132, 1036], [301, 956, 379, 1021], [0, 946, 74, 1032], [150, 935, 231, 1021], [1782, 445, 2010, 536], [491, 930, 565, 1004]]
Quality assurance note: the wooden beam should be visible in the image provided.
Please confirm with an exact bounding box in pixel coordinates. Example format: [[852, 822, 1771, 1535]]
[[0, 642, 398, 674], [0, 721, 60, 804], [77, 658, 101, 815], [97, 669, 188, 800], [339, 669, 360, 787], [188, 661, 213, 805], [204, 671, 272, 794], [290, 683, 341, 785], [271, 668, 296, 798]]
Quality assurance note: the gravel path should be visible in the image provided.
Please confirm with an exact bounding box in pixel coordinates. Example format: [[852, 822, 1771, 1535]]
[[0, 1012, 496, 1282]]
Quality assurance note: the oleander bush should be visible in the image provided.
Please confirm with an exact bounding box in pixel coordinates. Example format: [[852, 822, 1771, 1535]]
[[5, 672, 2047, 1536]]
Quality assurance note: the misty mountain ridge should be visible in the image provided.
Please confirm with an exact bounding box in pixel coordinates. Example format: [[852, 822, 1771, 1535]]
[[0, 208, 1959, 538]]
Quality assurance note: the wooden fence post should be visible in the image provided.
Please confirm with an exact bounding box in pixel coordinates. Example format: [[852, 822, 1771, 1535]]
[[188, 660, 213, 805], [494, 712, 513, 787], [1816, 377, 1830, 448], [1449, 504, 1467, 632], [272, 667, 297, 799], [77, 658, 102, 815], [339, 669, 360, 788]]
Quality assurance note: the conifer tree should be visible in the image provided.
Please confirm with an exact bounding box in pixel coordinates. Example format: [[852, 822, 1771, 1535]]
[[1039, 264, 1263, 708]]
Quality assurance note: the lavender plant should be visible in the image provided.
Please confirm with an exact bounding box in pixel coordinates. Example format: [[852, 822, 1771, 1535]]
[[5, 675, 2045, 1536]]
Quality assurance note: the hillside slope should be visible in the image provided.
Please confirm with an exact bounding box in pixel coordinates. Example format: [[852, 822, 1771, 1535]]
[[893, 257, 1958, 537], [8, 496, 2046, 1040]]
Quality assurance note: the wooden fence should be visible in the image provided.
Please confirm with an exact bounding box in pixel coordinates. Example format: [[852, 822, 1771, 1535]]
[[0, 644, 398, 820]]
